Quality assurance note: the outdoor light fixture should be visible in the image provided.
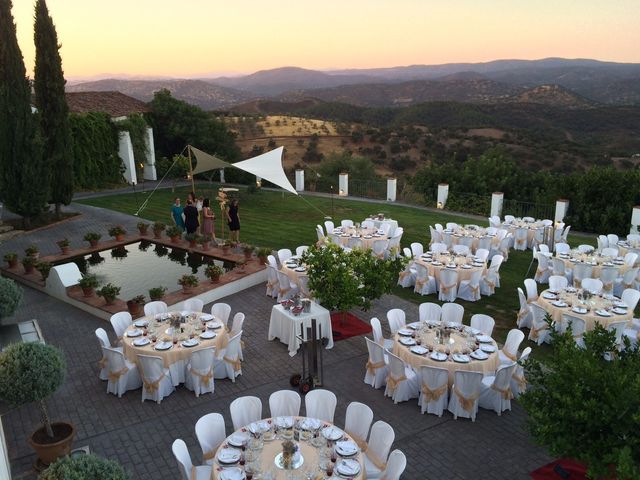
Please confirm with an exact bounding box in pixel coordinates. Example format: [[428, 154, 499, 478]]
[[437, 202, 444, 209]]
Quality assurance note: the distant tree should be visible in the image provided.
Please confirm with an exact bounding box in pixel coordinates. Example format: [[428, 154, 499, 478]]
[[0, 0, 48, 228], [34, 0, 73, 218], [267, 138, 276, 148]]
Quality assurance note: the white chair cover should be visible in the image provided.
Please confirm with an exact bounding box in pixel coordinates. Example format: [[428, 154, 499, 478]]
[[524, 278, 539, 303], [607, 234, 619, 247], [479, 363, 517, 415], [561, 225, 571, 242], [602, 247, 619, 257], [266, 264, 280, 297], [195, 413, 226, 465], [410, 242, 424, 258], [564, 314, 586, 348], [516, 288, 532, 329], [534, 253, 551, 284], [397, 253, 416, 288], [211, 303, 232, 326], [384, 352, 419, 404], [529, 303, 552, 345], [185, 347, 215, 397], [137, 354, 174, 404], [324, 220, 335, 235], [213, 331, 242, 381], [296, 245, 309, 257], [344, 402, 374, 449], [514, 228, 528, 251], [614, 269, 638, 297], [418, 365, 449, 416], [103, 346, 141, 397], [489, 215, 501, 228], [475, 248, 490, 262], [276, 269, 299, 302], [434, 223, 444, 232], [370, 318, 393, 351], [452, 244, 470, 256], [430, 242, 448, 254], [481, 255, 503, 296], [316, 225, 325, 242], [441, 302, 464, 325], [438, 268, 458, 302], [413, 264, 436, 296], [572, 263, 593, 289], [305, 388, 337, 422], [95, 328, 113, 381], [470, 314, 495, 336], [381, 450, 407, 480], [277, 248, 293, 264], [499, 329, 524, 365], [110, 311, 132, 341], [386, 309, 406, 335], [418, 302, 441, 323], [447, 370, 483, 421], [267, 254, 278, 268], [269, 390, 301, 417], [372, 239, 389, 259], [183, 298, 204, 313], [622, 288, 640, 311], [364, 421, 395, 480], [624, 252, 638, 267], [548, 275, 568, 291], [364, 337, 389, 389], [230, 312, 245, 336], [510, 346, 531, 398], [581, 278, 603, 294], [599, 267, 618, 295], [554, 242, 570, 254], [362, 220, 375, 229], [607, 320, 627, 348], [144, 301, 167, 317], [577, 244, 594, 254], [172, 438, 212, 480], [341, 219, 354, 228], [457, 269, 482, 302], [230, 396, 263, 430]]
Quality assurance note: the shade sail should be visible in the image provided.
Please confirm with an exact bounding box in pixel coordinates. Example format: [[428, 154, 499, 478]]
[[188, 145, 231, 175], [232, 146, 297, 195]]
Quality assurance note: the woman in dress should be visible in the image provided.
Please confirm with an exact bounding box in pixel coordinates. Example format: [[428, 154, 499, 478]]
[[196, 196, 204, 234], [202, 197, 215, 240], [227, 198, 240, 244], [183, 199, 200, 234], [170, 198, 185, 231]]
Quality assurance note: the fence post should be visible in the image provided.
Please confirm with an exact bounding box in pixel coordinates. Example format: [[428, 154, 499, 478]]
[[490, 192, 504, 218], [220, 168, 225, 184], [631, 206, 640, 234], [437, 183, 448, 208], [555, 199, 569, 224], [295, 169, 305, 192], [386, 178, 397, 202], [339, 172, 349, 196]]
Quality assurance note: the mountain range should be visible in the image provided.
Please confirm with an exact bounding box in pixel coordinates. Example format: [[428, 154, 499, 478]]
[[66, 58, 640, 110]]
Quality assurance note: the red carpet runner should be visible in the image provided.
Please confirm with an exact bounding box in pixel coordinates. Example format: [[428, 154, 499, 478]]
[[330, 312, 372, 340]]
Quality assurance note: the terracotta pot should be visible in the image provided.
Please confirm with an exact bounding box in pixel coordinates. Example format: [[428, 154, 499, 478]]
[[200, 242, 210, 251], [89, 240, 98, 247], [7, 259, 18, 269], [28, 253, 39, 261], [115, 234, 125, 242], [171, 236, 180, 244], [182, 286, 193, 295], [81, 287, 94, 297], [138, 228, 148, 236], [28, 421, 75, 470], [60, 246, 70, 255], [24, 265, 35, 274], [127, 300, 142, 316], [209, 275, 221, 284], [189, 240, 197, 248], [104, 297, 116, 306], [258, 255, 267, 264], [222, 246, 230, 253], [150, 295, 164, 301], [153, 231, 163, 239], [244, 251, 252, 259]]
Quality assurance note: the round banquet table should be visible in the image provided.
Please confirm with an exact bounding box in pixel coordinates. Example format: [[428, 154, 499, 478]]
[[415, 253, 486, 288], [211, 417, 366, 479], [445, 228, 499, 252], [617, 240, 640, 259], [334, 226, 389, 250], [392, 323, 500, 387], [122, 311, 229, 386], [501, 221, 545, 246], [535, 289, 633, 332], [280, 262, 308, 287], [556, 252, 630, 279]]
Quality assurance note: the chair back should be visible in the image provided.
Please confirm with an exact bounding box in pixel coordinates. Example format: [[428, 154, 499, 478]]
[[344, 402, 374, 444], [386, 351, 406, 380], [524, 278, 538, 301], [103, 346, 127, 373], [384, 450, 407, 480], [441, 302, 464, 325], [446, 222, 458, 230], [419, 302, 441, 323], [195, 413, 226, 462], [267, 254, 278, 268], [607, 321, 627, 344], [598, 235, 609, 250], [410, 242, 424, 258], [171, 439, 194, 480], [514, 228, 528, 249], [365, 336, 386, 364], [225, 331, 242, 361], [211, 303, 232, 324], [627, 234, 640, 243], [453, 370, 483, 400], [537, 253, 550, 271], [439, 268, 459, 297], [468, 269, 483, 288], [269, 390, 301, 417], [607, 234, 619, 247], [470, 314, 494, 336], [110, 311, 132, 339], [624, 252, 638, 266], [373, 239, 388, 258], [434, 223, 444, 231], [503, 329, 525, 358], [538, 244, 550, 254], [296, 245, 309, 257], [386, 309, 406, 334], [402, 247, 412, 258], [475, 248, 489, 262], [548, 275, 568, 291], [552, 257, 566, 276], [370, 318, 384, 344], [324, 220, 335, 234], [517, 288, 528, 311], [602, 247, 619, 258], [277, 248, 293, 264], [493, 364, 516, 391], [305, 389, 337, 422], [561, 225, 571, 241], [230, 312, 245, 335], [420, 365, 448, 393], [316, 225, 325, 241], [599, 267, 618, 293], [137, 354, 165, 383], [489, 254, 504, 272], [452, 244, 470, 256], [266, 264, 279, 284], [347, 236, 363, 250], [530, 303, 548, 325], [563, 314, 586, 340], [183, 298, 204, 313], [489, 215, 501, 228], [190, 347, 215, 372], [362, 220, 375, 229], [95, 328, 111, 348], [577, 244, 594, 254], [581, 278, 603, 294], [341, 219, 354, 228], [430, 242, 447, 254], [230, 396, 263, 430], [621, 268, 638, 289], [144, 301, 167, 316], [622, 288, 640, 311], [554, 242, 570, 254], [367, 421, 395, 466]]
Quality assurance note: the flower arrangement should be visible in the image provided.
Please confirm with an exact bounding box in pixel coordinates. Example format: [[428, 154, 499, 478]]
[[148, 286, 167, 300], [3, 252, 18, 268], [36, 261, 52, 280], [96, 283, 121, 305], [178, 274, 199, 289], [137, 222, 149, 235], [83, 232, 101, 246], [25, 244, 39, 257], [108, 225, 126, 239], [205, 264, 224, 282], [281, 440, 297, 469]]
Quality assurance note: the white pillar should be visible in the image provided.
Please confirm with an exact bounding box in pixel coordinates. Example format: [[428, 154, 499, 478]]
[[437, 183, 449, 208], [220, 168, 225, 183], [631, 206, 640, 235], [118, 131, 137, 185], [295, 169, 305, 192], [339, 172, 348, 196], [386, 178, 397, 202], [143, 127, 157, 181], [490, 192, 504, 218], [555, 199, 569, 223]]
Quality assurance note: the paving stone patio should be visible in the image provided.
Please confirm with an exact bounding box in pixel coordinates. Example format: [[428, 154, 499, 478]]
[[1, 203, 552, 479]]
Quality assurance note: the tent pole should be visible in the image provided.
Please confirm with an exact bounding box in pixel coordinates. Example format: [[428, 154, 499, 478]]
[[187, 146, 196, 194]]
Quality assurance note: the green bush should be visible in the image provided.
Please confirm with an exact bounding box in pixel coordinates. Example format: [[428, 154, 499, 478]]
[[0, 277, 22, 319], [40, 453, 130, 480]]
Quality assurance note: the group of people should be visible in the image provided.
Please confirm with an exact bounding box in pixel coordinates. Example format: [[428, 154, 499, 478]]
[[170, 191, 240, 242]]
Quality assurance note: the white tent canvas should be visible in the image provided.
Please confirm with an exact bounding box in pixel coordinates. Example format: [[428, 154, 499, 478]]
[[232, 147, 297, 195]]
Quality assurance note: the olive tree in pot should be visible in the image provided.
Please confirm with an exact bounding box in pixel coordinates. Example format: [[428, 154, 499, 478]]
[[0, 342, 72, 470], [40, 453, 131, 480]]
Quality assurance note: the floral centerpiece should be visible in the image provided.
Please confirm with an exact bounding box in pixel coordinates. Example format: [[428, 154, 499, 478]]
[[281, 440, 297, 469]]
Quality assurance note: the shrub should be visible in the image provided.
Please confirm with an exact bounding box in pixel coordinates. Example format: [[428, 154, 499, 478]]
[[83, 232, 101, 243], [136, 222, 149, 232], [3, 252, 18, 262], [96, 283, 121, 302], [39, 453, 131, 480], [25, 244, 39, 256], [148, 286, 167, 299], [56, 239, 70, 248], [152, 221, 166, 232], [78, 274, 99, 289], [205, 264, 224, 281], [108, 226, 126, 238], [0, 277, 22, 319], [36, 261, 53, 280], [177, 274, 199, 288]]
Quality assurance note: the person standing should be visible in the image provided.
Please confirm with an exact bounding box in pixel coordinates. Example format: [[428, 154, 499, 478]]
[[227, 198, 240, 244], [202, 197, 215, 240], [170, 198, 185, 231], [183, 199, 200, 234], [196, 196, 204, 234]]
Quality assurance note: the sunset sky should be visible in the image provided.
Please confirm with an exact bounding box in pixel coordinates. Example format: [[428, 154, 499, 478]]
[[10, 0, 640, 78]]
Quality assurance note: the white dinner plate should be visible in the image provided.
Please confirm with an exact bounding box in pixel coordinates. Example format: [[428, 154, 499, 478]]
[[337, 459, 361, 476], [275, 416, 294, 428], [134, 320, 149, 328], [199, 313, 213, 321], [430, 351, 447, 361], [335, 440, 358, 457], [228, 432, 250, 447], [410, 345, 428, 355], [572, 307, 587, 314], [399, 337, 416, 346], [207, 321, 223, 329], [470, 350, 489, 360], [154, 341, 172, 351], [126, 329, 143, 337], [407, 322, 422, 329], [542, 292, 557, 300], [552, 301, 568, 308], [480, 344, 496, 353], [294, 267, 307, 272], [613, 307, 627, 315], [476, 334, 492, 343], [217, 448, 241, 465], [461, 265, 472, 269], [181, 338, 199, 348], [199, 330, 216, 339], [219, 468, 245, 480], [397, 328, 414, 336], [133, 337, 150, 347], [322, 426, 343, 441], [595, 309, 612, 317], [453, 354, 470, 363]]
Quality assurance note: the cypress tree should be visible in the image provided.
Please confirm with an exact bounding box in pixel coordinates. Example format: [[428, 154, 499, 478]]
[[34, 0, 73, 218], [0, 0, 48, 228]]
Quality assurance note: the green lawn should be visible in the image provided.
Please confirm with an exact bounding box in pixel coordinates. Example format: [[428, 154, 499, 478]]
[[79, 184, 595, 359]]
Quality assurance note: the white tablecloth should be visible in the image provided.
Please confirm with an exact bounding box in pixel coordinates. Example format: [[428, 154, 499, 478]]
[[364, 218, 398, 236], [268, 303, 333, 356]]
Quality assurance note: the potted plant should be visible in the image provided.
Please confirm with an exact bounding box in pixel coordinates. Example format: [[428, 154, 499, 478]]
[[256, 247, 271, 264], [40, 453, 131, 480], [56, 239, 70, 255], [78, 274, 99, 297], [108, 226, 126, 242], [152, 221, 166, 239], [36, 261, 53, 281], [185, 232, 198, 248], [0, 342, 72, 470], [235, 259, 246, 271], [22, 255, 37, 274], [200, 235, 212, 251], [148, 286, 167, 301], [137, 222, 149, 236], [96, 283, 120, 306], [126, 295, 145, 316], [3, 252, 18, 269], [25, 244, 39, 260], [0, 277, 22, 322], [166, 225, 182, 244], [177, 274, 198, 294], [242, 243, 254, 259], [83, 232, 101, 247], [205, 264, 224, 283]]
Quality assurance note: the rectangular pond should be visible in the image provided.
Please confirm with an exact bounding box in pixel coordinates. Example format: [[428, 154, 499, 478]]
[[65, 240, 236, 300]]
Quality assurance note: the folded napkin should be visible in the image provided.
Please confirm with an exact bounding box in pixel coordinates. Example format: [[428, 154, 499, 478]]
[[217, 448, 240, 463], [338, 459, 360, 475], [323, 426, 342, 440], [219, 467, 244, 480], [336, 440, 358, 455]]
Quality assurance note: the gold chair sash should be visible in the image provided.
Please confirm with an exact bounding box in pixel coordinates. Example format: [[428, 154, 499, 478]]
[[602, 281, 613, 292], [191, 465, 197, 480], [108, 366, 129, 382], [267, 279, 278, 288], [414, 278, 427, 289], [501, 348, 517, 362], [517, 309, 529, 323], [491, 383, 513, 400], [190, 367, 213, 388], [203, 449, 216, 461], [366, 359, 386, 376], [623, 281, 634, 289], [366, 450, 387, 471], [398, 271, 410, 281], [440, 283, 456, 294], [349, 433, 368, 453], [469, 284, 480, 296], [516, 238, 526, 246], [279, 287, 290, 296], [574, 278, 582, 288], [224, 356, 242, 372], [98, 357, 107, 369], [530, 324, 548, 340], [143, 372, 165, 394], [386, 373, 407, 392], [512, 373, 527, 391], [454, 386, 478, 413], [526, 297, 538, 304], [421, 383, 447, 402], [484, 278, 496, 289]]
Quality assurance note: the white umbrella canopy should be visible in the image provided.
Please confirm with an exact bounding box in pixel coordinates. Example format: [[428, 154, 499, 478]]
[[232, 147, 297, 195]]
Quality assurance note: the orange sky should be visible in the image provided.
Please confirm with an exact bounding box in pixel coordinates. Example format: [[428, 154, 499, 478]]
[[10, 0, 640, 78]]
